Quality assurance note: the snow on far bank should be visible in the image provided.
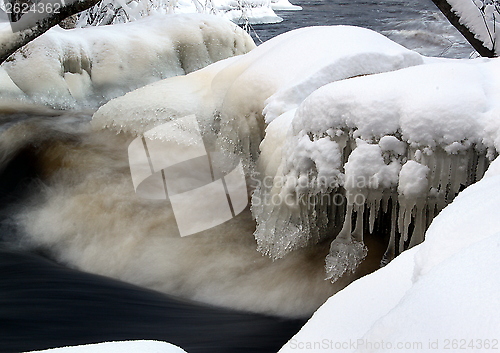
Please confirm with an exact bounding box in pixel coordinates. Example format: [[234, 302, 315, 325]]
[[27, 340, 186, 353], [76, 0, 294, 27], [279, 156, 500, 352], [0, 14, 255, 108]]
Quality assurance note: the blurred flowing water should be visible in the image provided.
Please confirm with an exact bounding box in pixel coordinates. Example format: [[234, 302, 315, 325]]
[[0, 2, 472, 352]]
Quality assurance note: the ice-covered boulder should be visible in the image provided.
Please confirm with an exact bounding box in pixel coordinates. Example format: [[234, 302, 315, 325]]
[[27, 340, 186, 352], [0, 14, 255, 108], [93, 25, 423, 163], [257, 58, 500, 280]]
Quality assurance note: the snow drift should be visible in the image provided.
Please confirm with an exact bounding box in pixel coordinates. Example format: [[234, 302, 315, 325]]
[[0, 14, 255, 108]]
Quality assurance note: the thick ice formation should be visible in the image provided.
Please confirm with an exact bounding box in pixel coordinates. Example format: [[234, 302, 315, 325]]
[[93, 24, 500, 282], [278, 156, 500, 353], [0, 14, 254, 108], [258, 57, 500, 280], [93, 25, 423, 164]]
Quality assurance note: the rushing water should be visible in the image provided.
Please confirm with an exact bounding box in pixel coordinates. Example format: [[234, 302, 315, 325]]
[[0, 2, 473, 352], [252, 0, 473, 58]]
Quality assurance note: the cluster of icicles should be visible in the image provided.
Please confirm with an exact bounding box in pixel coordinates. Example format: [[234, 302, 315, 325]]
[[251, 131, 492, 282]]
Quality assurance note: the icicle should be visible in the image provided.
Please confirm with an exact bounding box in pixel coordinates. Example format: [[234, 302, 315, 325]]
[[367, 190, 382, 234], [398, 198, 415, 250], [409, 198, 426, 248], [325, 202, 368, 283], [352, 204, 364, 243], [476, 152, 488, 180], [381, 199, 398, 266]]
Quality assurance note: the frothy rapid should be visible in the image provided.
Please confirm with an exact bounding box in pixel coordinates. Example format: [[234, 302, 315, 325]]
[[0, 105, 385, 319]]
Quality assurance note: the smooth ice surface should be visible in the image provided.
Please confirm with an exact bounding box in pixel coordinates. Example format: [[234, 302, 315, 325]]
[[279, 157, 500, 352], [27, 340, 186, 352], [0, 14, 255, 108]]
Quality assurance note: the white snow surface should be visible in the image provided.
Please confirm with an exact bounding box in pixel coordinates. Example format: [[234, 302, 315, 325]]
[[279, 157, 500, 352], [27, 340, 186, 353], [290, 57, 500, 151], [344, 140, 400, 191], [0, 14, 255, 108]]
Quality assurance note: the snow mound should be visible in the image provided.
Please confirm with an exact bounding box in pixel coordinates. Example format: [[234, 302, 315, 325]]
[[77, 0, 291, 27], [93, 25, 423, 166], [27, 340, 186, 352], [279, 157, 500, 352], [0, 14, 254, 108]]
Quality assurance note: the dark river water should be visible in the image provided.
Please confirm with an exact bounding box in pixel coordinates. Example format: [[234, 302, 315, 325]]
[[0, 2, 472, 352], [252, 0, 472, 58]]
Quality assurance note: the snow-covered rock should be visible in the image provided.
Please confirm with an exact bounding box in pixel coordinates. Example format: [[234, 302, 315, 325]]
[[27, 340, 186, 353], [0, 14, 255, 108], [260, 56, 500, 279]]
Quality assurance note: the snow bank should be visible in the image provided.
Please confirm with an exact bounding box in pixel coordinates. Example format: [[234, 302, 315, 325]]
[[213, 0, 284, 25], [0, 14, 255, 108], [279, 157, 500, 352], [27, 340, 186, 352]]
